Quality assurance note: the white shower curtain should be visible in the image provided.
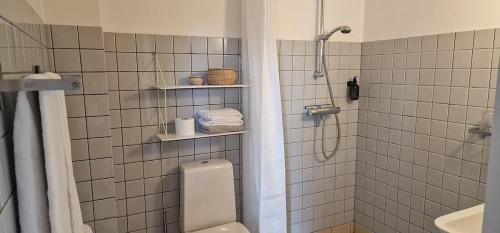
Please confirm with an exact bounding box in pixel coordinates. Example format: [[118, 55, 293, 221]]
[[241, 0, 287, 232]]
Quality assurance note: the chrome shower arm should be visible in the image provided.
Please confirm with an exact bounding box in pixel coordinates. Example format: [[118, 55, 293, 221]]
[[314, 0, 326, 78], [314, 39, 325, 78]]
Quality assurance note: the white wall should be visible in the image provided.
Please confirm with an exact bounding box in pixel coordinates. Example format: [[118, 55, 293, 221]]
[[99, 0, 241, 38], [42, 0, 101, 27], [39, 0, 500, 42], [40, 0, 364, 41], [273, 0, 364, 41], [364, 0, 500, 41], [25, 0, 44, 20], [100, 0, 364, 41]]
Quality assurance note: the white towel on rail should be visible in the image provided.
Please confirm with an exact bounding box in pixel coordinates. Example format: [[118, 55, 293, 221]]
[[40, 72, 85, 233], [14, 72, 89, 233], [14, 74, 51, 233]]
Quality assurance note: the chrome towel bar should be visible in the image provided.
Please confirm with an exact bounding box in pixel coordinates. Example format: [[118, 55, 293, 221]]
[[0, 75, 81, 92], [0, 64, 81, 92]]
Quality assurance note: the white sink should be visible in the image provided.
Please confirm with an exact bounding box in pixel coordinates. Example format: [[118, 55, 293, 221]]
[[435, 204, 484, 233]]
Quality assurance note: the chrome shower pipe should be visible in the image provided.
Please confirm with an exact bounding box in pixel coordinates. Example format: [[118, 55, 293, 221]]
[[314, 0, 326, 78]]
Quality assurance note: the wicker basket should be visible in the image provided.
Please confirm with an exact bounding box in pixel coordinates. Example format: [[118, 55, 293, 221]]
[[207, 68, 237, 85]]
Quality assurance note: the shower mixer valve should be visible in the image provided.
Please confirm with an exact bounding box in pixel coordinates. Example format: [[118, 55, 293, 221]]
[[304, 105, 341, 116]]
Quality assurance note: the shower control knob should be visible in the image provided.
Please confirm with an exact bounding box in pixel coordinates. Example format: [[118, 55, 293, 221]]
[[304, 105, 341, 116], [313, 71, 324, 78]]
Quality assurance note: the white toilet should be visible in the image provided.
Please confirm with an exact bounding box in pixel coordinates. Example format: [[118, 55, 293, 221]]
[[180, 159, 250, 233]]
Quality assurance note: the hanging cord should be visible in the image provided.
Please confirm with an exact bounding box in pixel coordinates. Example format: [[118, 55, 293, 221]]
[[154, 53, 169, 135], [316, 45, 341, 162], [153, 52, 169, 230]]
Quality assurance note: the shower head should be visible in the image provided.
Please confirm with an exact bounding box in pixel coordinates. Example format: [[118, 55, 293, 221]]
[[340, 26, 352, 34], [319, 25, 352, 41]]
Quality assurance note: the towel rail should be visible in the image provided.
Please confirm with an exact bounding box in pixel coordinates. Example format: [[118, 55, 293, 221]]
[[0, 75, 81, 92], [0, 64, 81, 92]]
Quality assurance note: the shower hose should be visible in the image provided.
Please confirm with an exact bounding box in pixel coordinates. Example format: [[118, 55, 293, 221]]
[[316, 48, 341, 161]]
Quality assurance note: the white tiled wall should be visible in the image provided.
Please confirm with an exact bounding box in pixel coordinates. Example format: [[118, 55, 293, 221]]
[[0, 13, 52, 232], [102, 32, 243, 233], [49, 29, 245, 233], [48, 25, 118, 233], [355, 29, 500, 233], [277, 40, 361, 232], [3, 10, 500, 233]]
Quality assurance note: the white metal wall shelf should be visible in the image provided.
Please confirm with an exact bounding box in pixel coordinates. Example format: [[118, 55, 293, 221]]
[[156, 130, 248, 142], [154, 84, 249, 90], [153, 53, 248, 142]]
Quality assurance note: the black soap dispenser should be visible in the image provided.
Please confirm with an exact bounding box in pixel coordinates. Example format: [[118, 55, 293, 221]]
[[347, 77, 360, 100]]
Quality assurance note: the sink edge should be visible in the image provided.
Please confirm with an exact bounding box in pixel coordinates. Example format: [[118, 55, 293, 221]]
[[434, 204, 484, 233]]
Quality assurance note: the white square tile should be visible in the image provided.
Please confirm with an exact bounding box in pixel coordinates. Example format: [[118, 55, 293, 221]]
[[422, 35, 438, 52], [492, 49, 500, 69], [417, 86, 433, 102], [416, 102, 432, 119], [468, 88, 489, 107], [449, 87, 469, 105], [436, 51, 453, 68], [455, 31, 474, 50], [391, 85, 404, 100], [453, 50, 473, 68], [430, 120, 447, 138], [470, 69, 491, 88], [407, 53, 421, 68], [446, 122, 465, 141], [420, 52, 436, 68], [407, 37, 422, 52], [474, 29, 495, 49], [394, 38, 408, 53], [433, 86, 450, 103], [173, 36, 191, 53], [52, 25, 79, 48], [438, 33, 455, 51], [448, 105, 467, 123], [466, 106, 485, 125], [405, 69, 420, 85], [471, 49, 493, 69], [488, 89, 496, 107], [403, 100, 417, 116], [419, 69, 435, 85], [432, 103, 449, 121], [115, 33, 136, 52], [434, 69, 452, 86], [451, 69, 470, 86], [495, 29, 500, 48], [415, 118, 431, 135], [404, 85, 418, 100]]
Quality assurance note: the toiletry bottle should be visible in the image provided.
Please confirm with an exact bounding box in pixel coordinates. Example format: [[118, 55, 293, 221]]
[[347, 77, 359, 100]]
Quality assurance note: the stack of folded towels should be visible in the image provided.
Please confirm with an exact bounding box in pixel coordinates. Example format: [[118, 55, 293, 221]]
[[195, 108, 244, 134]]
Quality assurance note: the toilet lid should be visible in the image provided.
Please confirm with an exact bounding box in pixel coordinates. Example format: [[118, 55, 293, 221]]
[[192, 222, 250, 233]]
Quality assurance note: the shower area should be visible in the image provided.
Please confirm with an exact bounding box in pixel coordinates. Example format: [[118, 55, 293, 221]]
[[1, 0, 500, 233], [279, 0, 500, 232]]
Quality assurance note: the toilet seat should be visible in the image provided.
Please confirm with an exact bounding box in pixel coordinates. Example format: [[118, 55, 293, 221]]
[[191, 222, 250, 233]]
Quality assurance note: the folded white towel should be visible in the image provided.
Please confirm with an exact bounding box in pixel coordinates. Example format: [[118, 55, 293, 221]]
[[198, 118, 244, 127], [196, 108, 243, 121]]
